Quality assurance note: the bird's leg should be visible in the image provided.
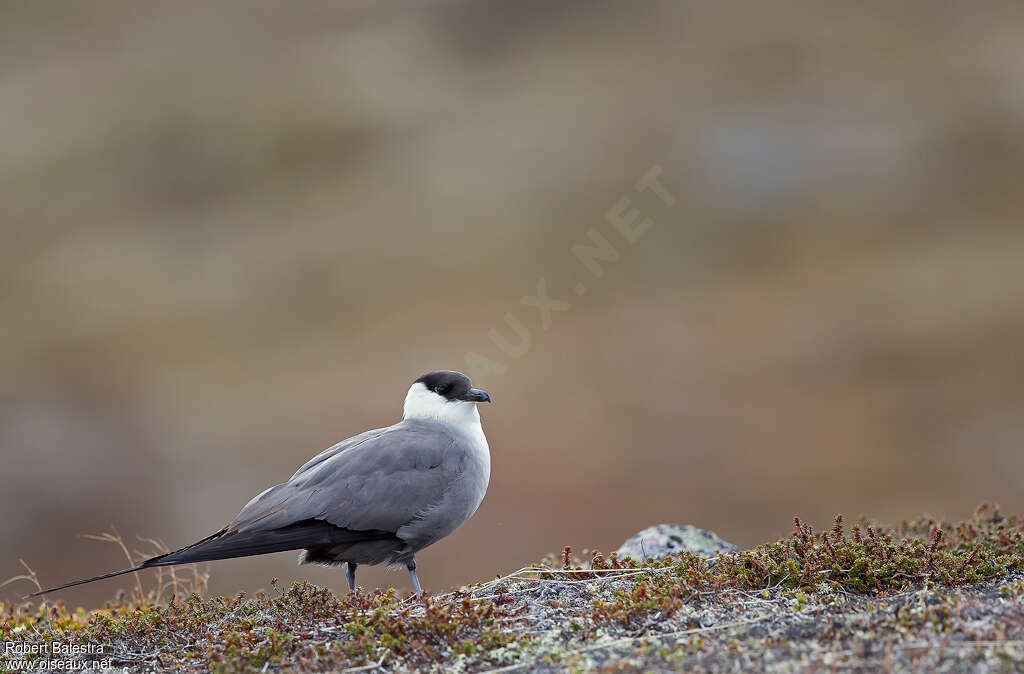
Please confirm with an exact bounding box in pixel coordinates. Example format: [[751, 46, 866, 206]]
[[346, 562, 358, 592], [406, 558, 422, 595]]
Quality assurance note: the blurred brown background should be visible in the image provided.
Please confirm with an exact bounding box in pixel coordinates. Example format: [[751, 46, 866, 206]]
[[3, 1, 1024, 607]]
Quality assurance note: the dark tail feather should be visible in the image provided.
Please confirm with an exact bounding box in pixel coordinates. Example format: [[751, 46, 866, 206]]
[[26, 521, 397, 598], [26, 565, 148, 598], [24, 527, 231, 598]]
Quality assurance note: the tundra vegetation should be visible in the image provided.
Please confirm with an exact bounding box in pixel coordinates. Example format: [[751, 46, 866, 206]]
[[4, 505, 1024, 672]]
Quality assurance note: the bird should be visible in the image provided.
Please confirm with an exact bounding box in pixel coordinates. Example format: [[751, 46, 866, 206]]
[[28, 370, 491, 597]]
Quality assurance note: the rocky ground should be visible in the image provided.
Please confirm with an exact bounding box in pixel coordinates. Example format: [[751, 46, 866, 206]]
[[476, 565, 1024, 672], [4, 506, 1024, 672]]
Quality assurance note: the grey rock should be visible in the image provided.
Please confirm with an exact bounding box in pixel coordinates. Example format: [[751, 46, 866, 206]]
[[616, 524, 740, 560]]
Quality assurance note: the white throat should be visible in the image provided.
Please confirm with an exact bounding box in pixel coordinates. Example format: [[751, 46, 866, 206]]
[[402, 382, 483, 430]]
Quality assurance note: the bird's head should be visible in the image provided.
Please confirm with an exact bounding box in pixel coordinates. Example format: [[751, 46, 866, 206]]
[[403, 370, 491, 426]]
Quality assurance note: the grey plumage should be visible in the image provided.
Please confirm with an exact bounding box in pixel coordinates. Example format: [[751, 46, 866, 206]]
[[240, 418, 490, 568], [28, 370, 491, 597]]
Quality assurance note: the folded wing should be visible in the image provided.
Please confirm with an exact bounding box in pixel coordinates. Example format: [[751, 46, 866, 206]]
[[228, 418, 464, 538]]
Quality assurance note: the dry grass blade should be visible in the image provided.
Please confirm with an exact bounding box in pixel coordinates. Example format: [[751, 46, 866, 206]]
[[470, 563, 680, 599], [0, 559, 43, 593], [80, 526, 145, 603]]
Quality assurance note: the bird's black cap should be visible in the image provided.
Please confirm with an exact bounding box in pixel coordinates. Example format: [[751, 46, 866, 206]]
[[414, 370, 490, 402]]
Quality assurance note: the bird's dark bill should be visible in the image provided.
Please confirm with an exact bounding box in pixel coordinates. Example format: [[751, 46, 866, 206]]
[[458, 388, 491, 403]]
